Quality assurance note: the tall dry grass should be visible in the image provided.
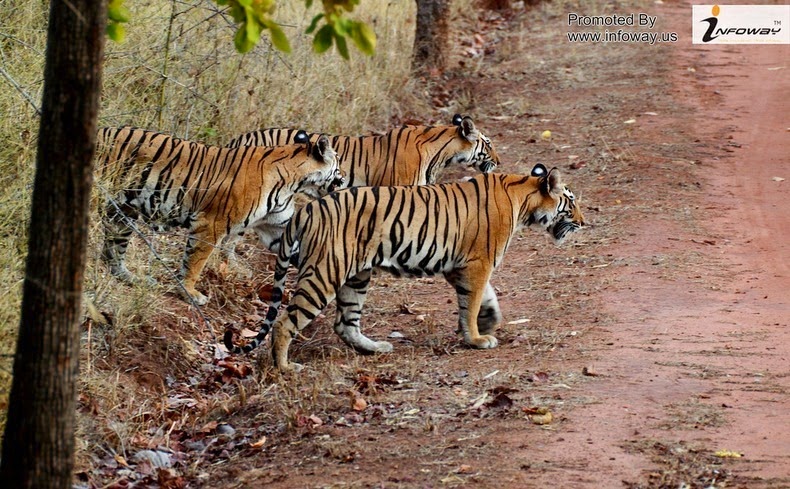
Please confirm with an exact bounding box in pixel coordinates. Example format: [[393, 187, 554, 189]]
[[0, 0, 422, 434]]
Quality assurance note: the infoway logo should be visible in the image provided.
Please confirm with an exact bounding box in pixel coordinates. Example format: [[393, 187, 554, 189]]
[[692, 5, 790, 44]]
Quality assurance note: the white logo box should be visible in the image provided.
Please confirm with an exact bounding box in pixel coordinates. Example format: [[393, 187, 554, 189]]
[[692, 5, 790, 44]]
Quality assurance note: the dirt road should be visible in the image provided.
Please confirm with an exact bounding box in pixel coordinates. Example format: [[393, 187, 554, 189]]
[[508, 2, 790, 487]]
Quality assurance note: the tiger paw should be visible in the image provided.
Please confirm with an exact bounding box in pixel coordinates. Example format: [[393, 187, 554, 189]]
[[224, 258, 253, 280], [277, 362, 304, 373], [373, 341, 394, 353], [468, 335, 499, 349], [181, 288, 209, 306]]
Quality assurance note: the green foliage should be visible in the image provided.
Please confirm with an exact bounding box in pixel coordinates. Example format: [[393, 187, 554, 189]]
[[218, 0, 376, 57], [105, 0, 377, 57], [317, 0, 376, 59], [107, 0, 129, 42]]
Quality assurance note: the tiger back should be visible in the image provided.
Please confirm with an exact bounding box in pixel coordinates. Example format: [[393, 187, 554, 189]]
[[95, 126, 343, 306], [224, 164, 585, 370], [226, 114, 500, 187]]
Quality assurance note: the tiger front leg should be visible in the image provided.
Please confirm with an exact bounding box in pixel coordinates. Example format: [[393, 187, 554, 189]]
[[450, 266, 499, 349], [179, 227, 220, 306], [477, 282, 502, 335], [333, 270, 393, 355]]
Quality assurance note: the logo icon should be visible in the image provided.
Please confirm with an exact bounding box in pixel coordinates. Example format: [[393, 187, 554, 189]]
[[700, 5, 721, 42], [692, 5, 789, 44]]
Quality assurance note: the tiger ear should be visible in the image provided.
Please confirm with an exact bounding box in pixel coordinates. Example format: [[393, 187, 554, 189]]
[[294, 130, 309, 144], [541, 167, 563, 196], [530, 163, 547, 177], [313, 135, 330, 161], [459, 117, 478, 142], [452, 113, 463, 126]]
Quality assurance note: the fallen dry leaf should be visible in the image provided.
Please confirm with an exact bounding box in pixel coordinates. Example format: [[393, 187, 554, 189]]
[[582, 366, 600, 377], [350, 393, 368, 412], [527, 408, 553, 425], [485, 391, 514, 410], [240, 327, 259, 338], [241, 312, 263, 323], [249, 436, 267, 449], [531, 372, 550, 383], [714, 449, 743, 458], [570, 160, 587, 170], [523, 405, 554, 424], [114, 454, 129, 468], [456, 464, 473, 474], [355, 371, 399, 394], [257, 283, 289, 303]]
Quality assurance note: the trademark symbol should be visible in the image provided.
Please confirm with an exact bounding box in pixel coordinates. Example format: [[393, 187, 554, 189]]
[[774, 20, 782, 26]]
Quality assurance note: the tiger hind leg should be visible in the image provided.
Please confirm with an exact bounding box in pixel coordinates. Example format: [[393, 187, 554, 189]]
[[219, 232, 252, 279], [272, 285, 336, 371], [101, 199, 155, 285], [333, 270, 393, 355]]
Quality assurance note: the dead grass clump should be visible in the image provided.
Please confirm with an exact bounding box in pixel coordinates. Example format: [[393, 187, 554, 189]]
[[621, 439, 760, 488], [0, 0, 425, 463]]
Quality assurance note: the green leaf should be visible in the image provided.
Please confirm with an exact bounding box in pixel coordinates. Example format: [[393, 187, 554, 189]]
[[245, 15, 263, 44], [234, 25, 255, 53], [306, 13, 323, 34], [106, 22, 126, 43], [305, 0, 314, 8], [350, 21, 376, 56], [313, 24, 334, 54], [334, 32, 349, 60], [333, 17, 350, 37], [108, 5, 130, 23], [228, 4, 245, 22], [268, 23, 291, 53], [199, 127, 219, 138]]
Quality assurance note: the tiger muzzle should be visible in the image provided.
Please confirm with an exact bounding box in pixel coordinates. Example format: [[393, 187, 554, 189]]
[[327, 170, 346, 193], [479, 160, 497, 173], [551, 219, 582, 242]]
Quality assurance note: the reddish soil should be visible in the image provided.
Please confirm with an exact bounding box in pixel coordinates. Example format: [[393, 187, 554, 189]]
[[78, 2, 789, 488]]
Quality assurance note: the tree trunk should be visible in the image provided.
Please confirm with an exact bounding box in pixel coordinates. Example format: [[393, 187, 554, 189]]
[[412, 0, 450, 73], [0, 1, 105, 487]]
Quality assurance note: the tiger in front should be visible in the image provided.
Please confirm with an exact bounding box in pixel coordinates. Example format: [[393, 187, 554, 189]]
[[223, 114, 500, 265], [224, 164, 585, 371], [95, 126, 344, 306]]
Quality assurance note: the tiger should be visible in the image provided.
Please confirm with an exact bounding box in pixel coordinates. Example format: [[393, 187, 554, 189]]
[[222, 114, 501, 265], [223, 163, 585, 371], [226, 114, 500, 187], [95, 126, 344, 306]]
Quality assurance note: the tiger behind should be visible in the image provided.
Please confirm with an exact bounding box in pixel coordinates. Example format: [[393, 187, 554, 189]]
[[95, 126, 344, 306], [224, 164, 585, 371], [226, 114, 500, 187]]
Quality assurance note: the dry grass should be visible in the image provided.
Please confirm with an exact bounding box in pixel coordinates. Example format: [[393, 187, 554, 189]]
[[0, 0, 421, 437]]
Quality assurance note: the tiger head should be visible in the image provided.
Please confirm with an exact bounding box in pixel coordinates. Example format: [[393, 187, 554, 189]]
[[444, 114, 499, 174], [522, 163, 585, 243], [293, 131, 345, 198]]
